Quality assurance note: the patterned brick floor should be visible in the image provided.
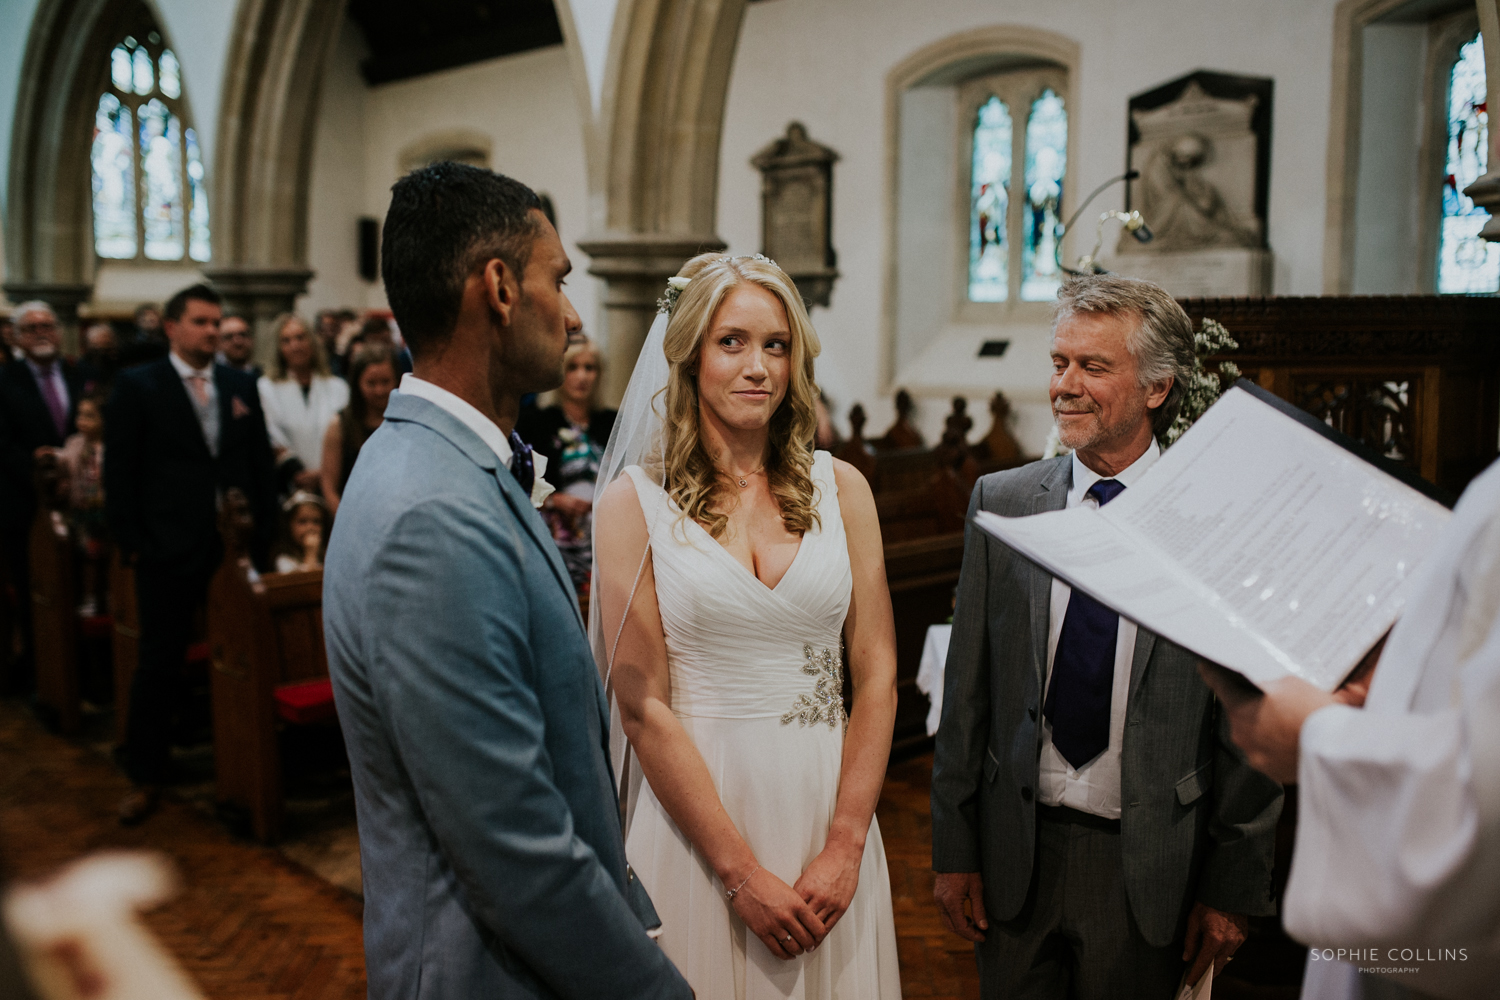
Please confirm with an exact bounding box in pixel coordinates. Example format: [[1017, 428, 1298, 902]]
[[0, 701, 367, 1000], [879, 754, 982, 998], [5, 698, 1299, 1000]]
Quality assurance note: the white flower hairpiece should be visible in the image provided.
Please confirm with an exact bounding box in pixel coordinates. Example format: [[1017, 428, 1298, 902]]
[[656, 254, 781, 315], [657, 276, 691, 315]]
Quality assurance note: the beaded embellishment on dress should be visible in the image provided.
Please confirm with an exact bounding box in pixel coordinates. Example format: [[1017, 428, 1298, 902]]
[[780, 644, 846, 729]]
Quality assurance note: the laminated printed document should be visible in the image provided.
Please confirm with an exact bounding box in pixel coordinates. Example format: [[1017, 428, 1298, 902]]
[[974, 385, 1452, 691]]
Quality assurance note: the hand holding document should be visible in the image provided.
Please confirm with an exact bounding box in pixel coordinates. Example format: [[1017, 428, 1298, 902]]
[[975, 386, 1451, 691]]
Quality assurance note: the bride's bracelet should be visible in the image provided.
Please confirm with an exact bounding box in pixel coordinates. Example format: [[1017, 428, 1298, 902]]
[[724, 865, 760, 901]]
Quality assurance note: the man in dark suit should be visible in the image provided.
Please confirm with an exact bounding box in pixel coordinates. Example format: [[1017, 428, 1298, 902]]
[[0, 301, 92, 692], [932, 275, 1283, 999], [105, 283, 276, 824]]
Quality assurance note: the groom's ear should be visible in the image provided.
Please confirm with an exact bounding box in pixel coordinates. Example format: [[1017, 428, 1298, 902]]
[[482, 257, 523, 328]]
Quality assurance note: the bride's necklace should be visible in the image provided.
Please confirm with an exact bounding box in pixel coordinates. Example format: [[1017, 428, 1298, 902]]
[[720, 460, 766, 489]]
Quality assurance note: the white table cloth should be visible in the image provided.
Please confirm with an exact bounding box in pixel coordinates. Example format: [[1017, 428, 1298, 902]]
[[915, 624, 952, 737]]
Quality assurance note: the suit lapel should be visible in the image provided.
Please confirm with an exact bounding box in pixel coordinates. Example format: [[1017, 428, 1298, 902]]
[[1026, 457, 1072, 687], [493, 467, 582, 627], [1128, 628, 1157, 706]]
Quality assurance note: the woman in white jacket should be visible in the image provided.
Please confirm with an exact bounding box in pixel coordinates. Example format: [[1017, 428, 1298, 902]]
[[259, 313, 348, 493]]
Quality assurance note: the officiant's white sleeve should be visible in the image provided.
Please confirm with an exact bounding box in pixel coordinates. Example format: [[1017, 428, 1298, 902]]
[[1283, 468, 1500, 956]]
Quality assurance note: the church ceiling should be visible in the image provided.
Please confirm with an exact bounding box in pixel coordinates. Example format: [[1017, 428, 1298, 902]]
[[348, 0, 564, 85]]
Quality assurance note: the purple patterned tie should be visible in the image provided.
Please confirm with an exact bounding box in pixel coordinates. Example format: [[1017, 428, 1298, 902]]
[[1043, 478, 1126, 769], [507, 430, 535, 495], [36, 364, 67, 439]]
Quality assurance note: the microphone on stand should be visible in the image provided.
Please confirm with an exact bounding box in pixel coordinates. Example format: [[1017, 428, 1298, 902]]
[[1057, 170, 1148, 276]]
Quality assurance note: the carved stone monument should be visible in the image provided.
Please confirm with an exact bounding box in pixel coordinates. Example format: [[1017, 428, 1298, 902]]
[[751, 122, 840, 307], [1112, 72, 1274, 296]]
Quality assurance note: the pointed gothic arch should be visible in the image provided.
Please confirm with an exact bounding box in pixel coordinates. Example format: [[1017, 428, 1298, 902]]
[[3, 0, 195, 325]]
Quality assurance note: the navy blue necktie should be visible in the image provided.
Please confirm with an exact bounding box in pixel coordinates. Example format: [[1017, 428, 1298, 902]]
[[508, 430, 535, 495], [1043, 478, 1126, 769]]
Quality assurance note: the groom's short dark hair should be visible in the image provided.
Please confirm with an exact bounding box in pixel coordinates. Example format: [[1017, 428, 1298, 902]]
[[382, 162, 543, 358]]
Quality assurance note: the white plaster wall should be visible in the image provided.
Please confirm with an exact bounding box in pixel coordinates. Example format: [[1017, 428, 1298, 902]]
[[151, 0, 235, 175], [301, 42, 602, 337], [1352, 24, 1428, 294], [717, 0, 1345, 450], [302, 18, 371, 317], [0, 0, 43, 240]]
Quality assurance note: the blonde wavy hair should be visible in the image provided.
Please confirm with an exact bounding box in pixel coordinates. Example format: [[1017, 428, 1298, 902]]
[[660, 253, 822, 540], [270, 313, 331, 381]]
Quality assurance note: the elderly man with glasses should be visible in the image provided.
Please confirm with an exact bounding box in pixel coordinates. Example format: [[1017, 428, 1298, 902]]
[[0, 301, 93, 693]]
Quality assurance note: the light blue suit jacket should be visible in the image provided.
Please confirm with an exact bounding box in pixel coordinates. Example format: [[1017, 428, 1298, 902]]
[[324, 392, 690, 999]]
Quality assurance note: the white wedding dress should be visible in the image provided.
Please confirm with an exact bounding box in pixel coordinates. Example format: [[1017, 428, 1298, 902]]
[[620, 452, 902, 999]]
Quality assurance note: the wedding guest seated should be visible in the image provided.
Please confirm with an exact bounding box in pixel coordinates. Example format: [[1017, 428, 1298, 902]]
[[516, 333, 614, 596], [319, 343, 396, 516], [0, 300, 89, 693], [258, 313, 348, 496], [271, 492, 328, 574], [215, 314, 260, 377], [54, 393, 109, 616]]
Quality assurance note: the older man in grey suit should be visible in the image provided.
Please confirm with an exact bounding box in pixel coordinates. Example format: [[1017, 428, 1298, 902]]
[[324, 164, 691, 998], [931, 275, 1283, 999]]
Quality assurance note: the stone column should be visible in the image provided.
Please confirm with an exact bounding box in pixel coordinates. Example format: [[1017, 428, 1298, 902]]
[[1466, 0, 1500, 239], [202, 267, 315, 367], [4, 281, 94, 353], [577, 234, 725, 406]]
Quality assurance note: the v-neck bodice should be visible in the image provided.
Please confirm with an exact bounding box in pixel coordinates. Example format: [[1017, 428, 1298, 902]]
[[624, 451, 851, 720]]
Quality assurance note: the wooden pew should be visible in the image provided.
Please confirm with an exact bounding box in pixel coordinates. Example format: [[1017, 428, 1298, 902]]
[[109, 549, 138, 742], [883, 532, 966, 758], [1183, 295, 1500, 496], [30, 479, 80, 734], [208, 500, 331, 842]]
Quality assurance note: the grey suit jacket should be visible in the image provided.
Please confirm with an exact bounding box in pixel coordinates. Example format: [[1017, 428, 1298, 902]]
[[930, 456, 1283, 947], [324, 392, 691, 999]]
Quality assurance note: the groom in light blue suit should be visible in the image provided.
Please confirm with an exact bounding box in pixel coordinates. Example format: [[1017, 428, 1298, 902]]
[[324, 164, 691, 999]]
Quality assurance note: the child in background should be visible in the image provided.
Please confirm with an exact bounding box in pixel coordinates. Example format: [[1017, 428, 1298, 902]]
[[271, 492, 328, 573], [55, 394, 109, 615]]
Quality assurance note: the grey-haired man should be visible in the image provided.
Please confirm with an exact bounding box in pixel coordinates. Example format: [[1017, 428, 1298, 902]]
[[932, 274, 1283, 999]]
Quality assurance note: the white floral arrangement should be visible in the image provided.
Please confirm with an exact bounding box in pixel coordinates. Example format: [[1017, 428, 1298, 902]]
[[1159, 318, 1240, 448], [1042, 317, 1239, 459], [657, 275, 691, 315]]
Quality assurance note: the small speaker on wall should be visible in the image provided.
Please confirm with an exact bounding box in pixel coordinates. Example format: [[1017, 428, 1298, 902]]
[[358, 217, 379, 282]]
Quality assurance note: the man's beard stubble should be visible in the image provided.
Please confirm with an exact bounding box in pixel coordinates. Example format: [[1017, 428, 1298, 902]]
[[1053, 394, 1148, 453]]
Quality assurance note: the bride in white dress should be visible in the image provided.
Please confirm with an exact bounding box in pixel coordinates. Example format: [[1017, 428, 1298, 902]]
[[592, 253, 902, 999]]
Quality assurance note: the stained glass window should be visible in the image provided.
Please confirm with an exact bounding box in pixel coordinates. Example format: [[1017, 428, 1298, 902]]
[[969, 96, 1012, 302], [186, 128, 210, 262], [139, 99, 183, 260], [131, 45, 153, 95], [89, 25, 209, 263], [159, 49, 180, 99], [1021, 89, 1067, 301], [91, 94, 136, 259], [1438, 34, 1498, 293], [111, 44, 133, 92]]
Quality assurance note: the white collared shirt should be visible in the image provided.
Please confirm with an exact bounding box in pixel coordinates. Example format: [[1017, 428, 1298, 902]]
[[1037, 438, 1161, 819], [397, 374, 513, 465], [169, 349, 219, 455], [396, 375, 553, 506]]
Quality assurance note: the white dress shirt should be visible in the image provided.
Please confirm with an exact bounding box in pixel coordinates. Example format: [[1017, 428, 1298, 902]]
[[169, 349, 219, 455], [257, 373, 349, 471], [397, 374, 512, 465], [1037, 439, 1161, 819], [397, 375, 551, 503]]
